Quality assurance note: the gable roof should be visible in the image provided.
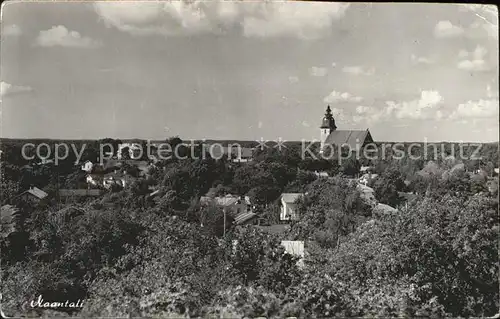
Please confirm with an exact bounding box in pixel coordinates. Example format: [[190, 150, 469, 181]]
[[280, 193, 304, 204], [25, 187, 48, 199], [324, 129, 372, 150], [234, 212, 257, 225]]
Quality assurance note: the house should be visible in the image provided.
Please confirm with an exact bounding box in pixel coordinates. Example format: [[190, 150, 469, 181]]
[[359, 173, 379, 186], [81, 160, 94, 173], [200, 194, 256, 225], [35, 158, 54, 166], [280, 193, 304, 221], [86, 174, 103, 187], [18, 187, 48, 204], [231, 236, 304, 268], [319, 105, 374, 153], [281, 240, 305, 268], [314, 171, 329, 178], [103, 172, 130, 189], [356, 184, 377, 209]]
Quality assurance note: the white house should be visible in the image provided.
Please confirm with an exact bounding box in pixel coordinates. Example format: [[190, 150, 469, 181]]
[[314, 171, 329, 178], [281, 240, 305, 268], [103, 172, 128, 189], [359, 173, 378, 186], [280, 193, 304, 221], [81, 160, 94, 173], [86, 175, 100, 187]]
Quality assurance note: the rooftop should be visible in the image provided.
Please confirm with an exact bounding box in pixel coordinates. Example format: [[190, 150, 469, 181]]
[[280, 193, 304, 204]]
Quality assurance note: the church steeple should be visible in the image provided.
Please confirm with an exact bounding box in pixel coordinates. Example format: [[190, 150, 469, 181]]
[[320, 105, 337, 130], [320, 105, 336, 153]]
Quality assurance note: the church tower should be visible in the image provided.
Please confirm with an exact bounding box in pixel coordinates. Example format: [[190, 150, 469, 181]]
[[320, 105, 336, 151]]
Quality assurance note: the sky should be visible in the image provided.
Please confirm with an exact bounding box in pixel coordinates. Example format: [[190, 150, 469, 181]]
[[0, 1, 498, 142]]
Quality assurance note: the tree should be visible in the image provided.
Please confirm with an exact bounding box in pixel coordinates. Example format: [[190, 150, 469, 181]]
[[120, 147, 131, 160]]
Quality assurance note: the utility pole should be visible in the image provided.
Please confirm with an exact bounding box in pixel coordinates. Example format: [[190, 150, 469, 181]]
[[223, 209, 226, 237]]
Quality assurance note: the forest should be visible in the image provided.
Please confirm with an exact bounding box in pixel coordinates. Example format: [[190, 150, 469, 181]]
[[0, 137, 498, 318]]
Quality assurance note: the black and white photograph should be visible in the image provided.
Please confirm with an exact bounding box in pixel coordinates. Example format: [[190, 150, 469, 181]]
[[0, 1, 499, 317]]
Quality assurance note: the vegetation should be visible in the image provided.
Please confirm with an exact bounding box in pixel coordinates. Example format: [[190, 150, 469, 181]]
[[0, 137, 498, 317]]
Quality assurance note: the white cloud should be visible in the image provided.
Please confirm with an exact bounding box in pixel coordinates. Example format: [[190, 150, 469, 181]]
[[457, 45, 491, 72], [356, 105, 371, 114], [380, 90, 444, 120], [331, 62, 337, 67], [309, 66, 328, 77], [434, 20, 465, 38], [450, 98, 499, 119], [410, 54, 434, 65], [93, 1, 349, 39], [258, 121, 263, 128], [352, 115, 364, 123], [301, 121, 310, 127], [3, 24, 22, 37], [323, 90, 363, 104], [342, 66, 374, 75], [288, 76, 299, 84], [0, 81, 32, 96], [35, 25, 101, 48]]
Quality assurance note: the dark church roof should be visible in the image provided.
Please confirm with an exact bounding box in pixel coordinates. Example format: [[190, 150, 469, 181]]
[[324, 129, 373, 150]]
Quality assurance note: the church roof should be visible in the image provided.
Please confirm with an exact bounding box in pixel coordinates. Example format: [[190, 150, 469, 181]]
[[324, 129, 372, 150]]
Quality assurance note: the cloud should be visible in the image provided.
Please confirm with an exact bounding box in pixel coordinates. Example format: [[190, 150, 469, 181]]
[[323, 90, 363, 103], [382, 90, 444, 120], [301, 121, 310, 127], [331, 62, 337, 67], [0, 81, 32, 96], [3, 24, 22, 37], [410, 54, 434, 65], [342, 66, 374, 75], [93, 1, 349, 39], [35, 25, 101, 48], [356, 105, 371, 114], [352, 115, 364, 123], [457, 45, 491, 72], [309, 66, 328, 77], [258, 121, 263, 129], [288, 76, 299, 84], [434, 20, 465, 38], [450, 98, 499, 119]]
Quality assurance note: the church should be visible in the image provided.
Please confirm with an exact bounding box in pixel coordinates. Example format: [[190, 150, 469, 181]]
[[319, 105, 374, 153]]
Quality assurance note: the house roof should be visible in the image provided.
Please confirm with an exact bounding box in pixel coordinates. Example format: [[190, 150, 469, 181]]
[[324, 129, 372, 150], [280, 193, 304, 204], [360, 173, 379, 180], [25, 187, 48, 199], [234, 212, 257, 225]]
